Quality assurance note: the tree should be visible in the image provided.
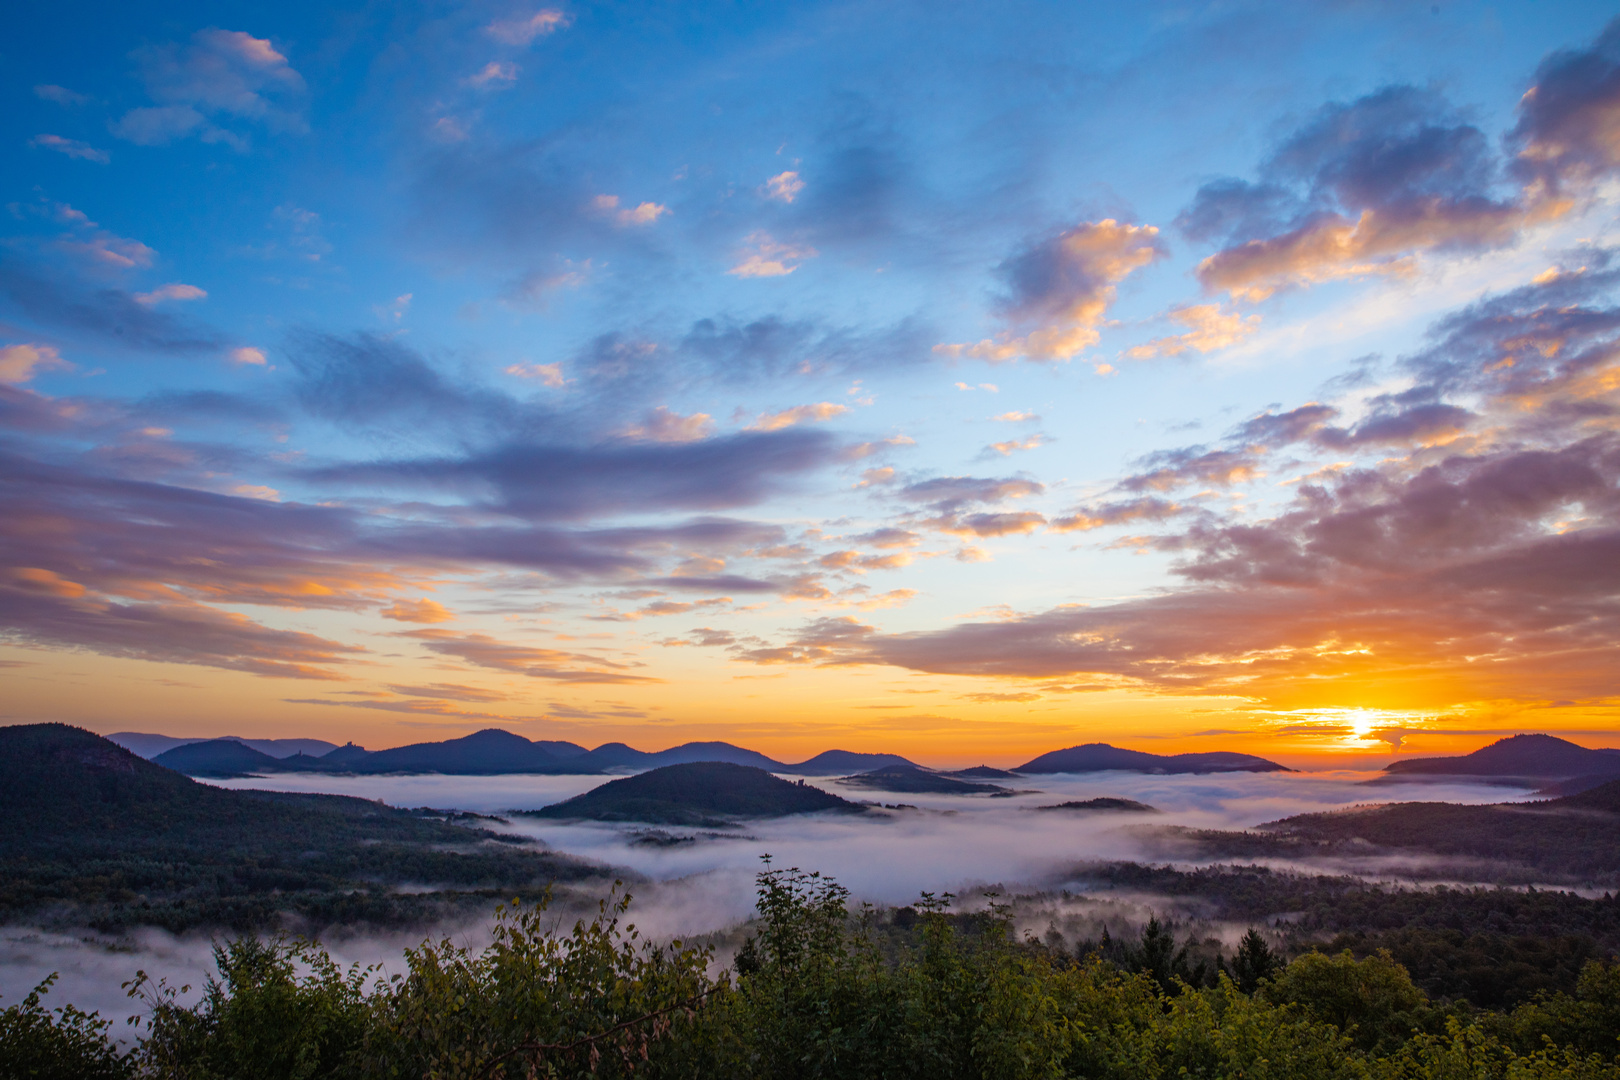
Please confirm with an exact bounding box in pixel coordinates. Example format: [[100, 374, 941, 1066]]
[[1231, 928, 1279, 994]]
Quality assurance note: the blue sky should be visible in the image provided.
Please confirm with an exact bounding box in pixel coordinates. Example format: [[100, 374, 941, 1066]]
[[3, 1, 1619, 765]]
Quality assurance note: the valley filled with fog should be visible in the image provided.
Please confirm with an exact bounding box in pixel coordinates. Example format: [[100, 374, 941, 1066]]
[[0, 766, 1539, 1027]]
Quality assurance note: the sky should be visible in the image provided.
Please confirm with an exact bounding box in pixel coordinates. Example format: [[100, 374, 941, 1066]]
[[2, 0, 1619, 767]]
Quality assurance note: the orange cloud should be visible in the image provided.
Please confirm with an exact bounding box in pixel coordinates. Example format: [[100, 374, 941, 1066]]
[[0, 344, 70, 384], [936, 220, 1163, 362], [1127, 304, 1260, 358], [746, 402, 848, 431], [380, 598, 454, 623], [728, 231, 817, 277]]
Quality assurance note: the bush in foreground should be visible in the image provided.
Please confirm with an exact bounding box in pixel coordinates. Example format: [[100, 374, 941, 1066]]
[[3, 861, 1619, 1079]]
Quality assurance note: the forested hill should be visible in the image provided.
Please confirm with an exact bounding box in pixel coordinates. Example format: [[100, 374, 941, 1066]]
[[528, 762, 866, 825], [1017, 743, 1288, 774], [0, 724, 602, 932], [1, 723, 480, 853], [1178, 779, 1620, 884], [1383, 733, 1620, 778]]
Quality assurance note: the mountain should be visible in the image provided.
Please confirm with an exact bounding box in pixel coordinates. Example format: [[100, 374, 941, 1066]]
[[1384, 734, 1620, 778], [1017, 743, 1288, 775], [1035, 798, 1158, 813], [574, 740, 787, 772], [320, 742, 373, 765], [837, 764, 1007, 795], [0, 723, 598, 931], [326, 728, 593, 775], [947, 765, 1020, 779], [109, 732, 339, 760], [153, 738, 296, 778], [778, 750, 917, 775], [527, 762, 864, 825]]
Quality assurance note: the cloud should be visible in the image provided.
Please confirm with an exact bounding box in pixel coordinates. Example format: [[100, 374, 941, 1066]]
[[1509, 17, 1620, 197], [728, 232, 817, 277], [468, 61, 519, 88], [0, 572, 361, 681], [1126, 304, 1259, 359], [591, 194, 669, 227], [111, 106, 208, 146], [0, 262, 230, 355], [620, 406, 715, 442], [230, 346, 267, 365], [1182, 85, 1563, 301], [134, 283, 207, 306], [504, 361, 567, 387], [745, 402, 848, 431], [1118, 448, 1263, 492], [764, 171, 804, 203], [897, 476, 1044, 514], [403, 629, 658, 684], [986, 435, 1045, 456], [28, 135, 109, 163], [936, 220, 1164, 362], [777, 261, 1620, 709], [380, 599, 455, 623], [384, 682, 505, 702], [485, 9, 570, 46], [1049, 497, 1183, 533], [0, 344, 71, 385], [993, 411, 1038, 422], [113, 29, 305, 148]]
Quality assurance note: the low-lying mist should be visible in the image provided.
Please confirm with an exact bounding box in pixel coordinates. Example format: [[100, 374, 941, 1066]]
[[1, 768, 1536, 1027]]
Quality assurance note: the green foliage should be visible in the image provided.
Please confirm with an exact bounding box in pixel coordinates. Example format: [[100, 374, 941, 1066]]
[[366, 885, 715, 1079], [129, 938, 373, 1080], [1263, 950, 1432, 1054], [0, 974, 131, 1080], [6, 863, 1620, 1080]]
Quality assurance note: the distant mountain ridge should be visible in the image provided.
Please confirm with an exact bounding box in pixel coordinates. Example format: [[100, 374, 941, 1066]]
[[110, 732, 339, 760], [1384, 734, 1620, 778], [1016, 743, 1288, 775], [132, 729, 1297, 779], [144, 728, 927, 779]]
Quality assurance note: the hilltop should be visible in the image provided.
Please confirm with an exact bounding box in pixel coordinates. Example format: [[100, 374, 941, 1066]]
[[527, 762, 865, 826], [0, 724, 602, 932], [837, 764, 1008, 795], [139, 727, 921, 778], [1017, 743, 1287, 775], [1383, 734, 1620, 779]]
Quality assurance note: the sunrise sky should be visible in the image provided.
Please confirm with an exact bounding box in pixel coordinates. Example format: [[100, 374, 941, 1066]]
[[2, 1, 1618, 767]]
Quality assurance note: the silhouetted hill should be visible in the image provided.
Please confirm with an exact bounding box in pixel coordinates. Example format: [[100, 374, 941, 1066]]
[[575, 740, 787, 772], [0, 724, 599, 931], [528, 763, 864, 825], [779, 749, 916, 774], [1384, 734, 1620, 778], [837, 764, 1007, 795], [333, 728, 589, 774], [1175, 779, 1620, 884], [1035, 798, 1158, 813], [321, 741, 373, 765], [1017, 743, 1287, 774], [111, 732, 339, 760], [947, 765, 1020, 779], [153, 738, 293, 777]]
